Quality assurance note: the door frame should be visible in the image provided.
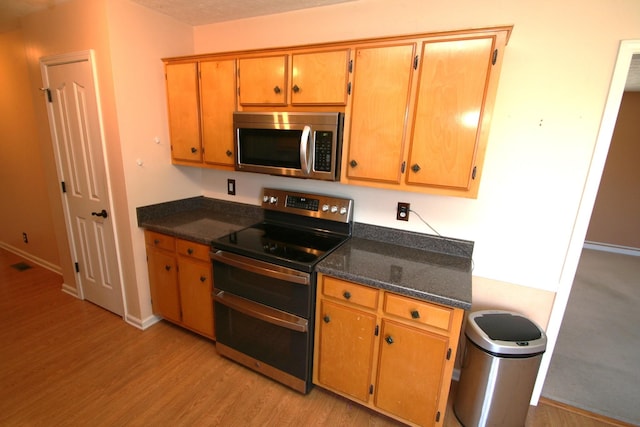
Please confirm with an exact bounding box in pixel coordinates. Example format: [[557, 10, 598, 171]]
[[40, 49, 127, 316], [532, 40, 640, 403]]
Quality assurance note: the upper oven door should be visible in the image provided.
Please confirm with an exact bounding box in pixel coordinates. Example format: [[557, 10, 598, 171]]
[[234, 112, 342, 181]]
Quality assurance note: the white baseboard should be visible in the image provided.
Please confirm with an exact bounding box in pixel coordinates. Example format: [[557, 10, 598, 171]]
[[0, 242, 63, 274], [126, 313, 162, 330], [583, 241, 640, 256]]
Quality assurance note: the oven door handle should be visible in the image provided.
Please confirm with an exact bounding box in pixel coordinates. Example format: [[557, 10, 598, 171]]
[[215, 290, 308, 333], [211, 250, 310, 285]]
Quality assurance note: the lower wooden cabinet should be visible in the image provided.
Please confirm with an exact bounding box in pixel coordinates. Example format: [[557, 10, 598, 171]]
[[145, 230, 215, 339], [313, 274, 463, 426]]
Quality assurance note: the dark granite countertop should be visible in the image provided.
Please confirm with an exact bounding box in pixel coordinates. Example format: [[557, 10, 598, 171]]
[[137, 197, 472, 310], [136, 196, 263, 245], [316, 223, 473, 310]]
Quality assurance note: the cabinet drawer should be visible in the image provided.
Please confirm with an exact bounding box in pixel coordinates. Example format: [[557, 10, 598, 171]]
[[322, 276, 379, 310], [176, 239, 211, 262], [145, 230, 175, 252], [383, 293, 452, 331]]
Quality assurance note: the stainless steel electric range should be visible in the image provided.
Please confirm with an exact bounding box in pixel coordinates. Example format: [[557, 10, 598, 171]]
[[211, 188, 353, 393]]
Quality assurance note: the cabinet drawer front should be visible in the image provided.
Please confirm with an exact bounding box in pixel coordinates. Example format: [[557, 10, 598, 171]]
[[176, 239, 211, 262], [145, 231, 175, 252], [384, 293, 452, 331], [322, 276, 379, 309]]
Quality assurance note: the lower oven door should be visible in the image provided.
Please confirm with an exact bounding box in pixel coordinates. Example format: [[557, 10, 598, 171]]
[[211, 250, 314, 394]]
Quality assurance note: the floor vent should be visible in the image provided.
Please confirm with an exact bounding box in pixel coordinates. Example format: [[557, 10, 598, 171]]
[[10, 262, 32, 271]]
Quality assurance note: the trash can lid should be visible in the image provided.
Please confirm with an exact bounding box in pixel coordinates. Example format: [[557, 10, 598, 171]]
[[466, 310, 547, 356]]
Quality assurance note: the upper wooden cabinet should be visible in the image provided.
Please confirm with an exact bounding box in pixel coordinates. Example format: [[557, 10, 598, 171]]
[[163, 26, 511, 197], [165, 62, 201, 163], [238, 49, 350, 106], [164, 59, 236, 169], [343, 28, 510, 198]]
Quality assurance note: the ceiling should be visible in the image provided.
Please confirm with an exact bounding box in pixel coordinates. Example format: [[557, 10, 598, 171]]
[[1, 0, 639, 91]]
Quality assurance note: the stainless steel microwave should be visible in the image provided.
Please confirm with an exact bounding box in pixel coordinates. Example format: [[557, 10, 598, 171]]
[[233, 111, 344, 181]]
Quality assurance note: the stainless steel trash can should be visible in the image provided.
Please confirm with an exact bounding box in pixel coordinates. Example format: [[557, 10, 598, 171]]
[[454, 310, 547, 427]]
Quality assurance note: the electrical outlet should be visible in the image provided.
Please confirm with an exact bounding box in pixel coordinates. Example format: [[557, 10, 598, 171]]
[[227, 179, 236, 195], [396, 202, 410, 221], [22, 232, 28, 243]]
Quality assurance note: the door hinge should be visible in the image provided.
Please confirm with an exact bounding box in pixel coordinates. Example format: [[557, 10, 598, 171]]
[[61, 181, 66, 193], [347, 81, 351, 95], [374, 324, 379, 336], [348, 59, 353, 73], [413, 55, 419, 70], [40, 88, 53, 102], [492, 48, 498, 65], [74, 262, 79, 273], [472, 166, 477, 180], [436, 411, 441, 422], [446, 348, 452, 360], [369, 384, 374, 395], [401, 161, 406, 174]]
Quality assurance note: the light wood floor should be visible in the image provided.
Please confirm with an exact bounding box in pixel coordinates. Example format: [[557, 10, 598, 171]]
[[0, 248, 632, 427]]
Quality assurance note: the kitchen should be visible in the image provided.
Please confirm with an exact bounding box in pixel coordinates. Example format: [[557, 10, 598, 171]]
[[1, 0, 639, 425]]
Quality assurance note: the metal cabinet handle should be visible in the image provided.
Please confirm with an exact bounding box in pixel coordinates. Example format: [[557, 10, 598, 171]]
[[153, 239, 160, 245], [191, 147, 198, 154], [385, 336, 394, 345], [350, 160, 358, 168], [292, 84, 300, 93], [343, 291, 351, 300], [164, 265, 171, 271], [200, 276, 206, 282], [273, 86, 281, 94], [411, 163, 421, 173], [323, 315, 331, 323], [187, 248, 194, 255], [226, 150, 233, 157], [411, 310, 420, 319]]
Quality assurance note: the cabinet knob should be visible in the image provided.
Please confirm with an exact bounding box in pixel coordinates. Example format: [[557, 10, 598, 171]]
[[164, 265, 171, 271], [292, 84, 300, 93], [349, 159, 358, 168], [273, 85, 281, 94], [191, 147, 198, 154], [411, 309, 420, 319], [200, 276, 206, 282], [187, 248, 194, 255], [411, 163, 421, 173], [343, 291, 351, 300], [226, 149, 233, 157], [323, 315, 331, 323], [154, 239, 160, 245], [385, 336, 394, 345]]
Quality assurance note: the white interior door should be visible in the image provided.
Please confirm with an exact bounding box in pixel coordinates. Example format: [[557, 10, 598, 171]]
[[41, 51, 124, 316]]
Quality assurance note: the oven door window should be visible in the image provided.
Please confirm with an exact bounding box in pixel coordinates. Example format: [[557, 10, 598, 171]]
[[215, 302, 309, 380], [213, 259, 311, 318], [238, 128, 302, 169]]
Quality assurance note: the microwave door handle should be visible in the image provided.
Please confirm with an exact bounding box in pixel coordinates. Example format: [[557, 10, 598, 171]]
[[299, 125, 312, 175]]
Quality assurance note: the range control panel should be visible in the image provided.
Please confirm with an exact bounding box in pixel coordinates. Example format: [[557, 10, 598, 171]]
[[261, 188, 353, 223]]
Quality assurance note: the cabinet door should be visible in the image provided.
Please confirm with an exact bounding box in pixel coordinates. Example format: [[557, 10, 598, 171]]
[[165, 62, 202, 162], [178, 257, 214, 338], [291, 50, 349, 105], [316, 300, 377, 403], [238, 55, 287, 105], [375, 319, 449, 426], [146, 247, 181, 323], [346, 43, 415, 184], [407, 37, 494, 190], [200, 59, 236, 168]]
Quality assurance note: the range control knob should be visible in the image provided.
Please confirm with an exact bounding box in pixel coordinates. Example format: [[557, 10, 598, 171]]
[[270, 196, 278, 204], [263, 195, 270, 203], [339, 207, 348, 215], [330, 206, 338, 213], [322, 204, 330, 212]]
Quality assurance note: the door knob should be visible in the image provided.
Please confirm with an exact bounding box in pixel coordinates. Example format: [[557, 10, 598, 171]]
[[91, 209, 108, 219]]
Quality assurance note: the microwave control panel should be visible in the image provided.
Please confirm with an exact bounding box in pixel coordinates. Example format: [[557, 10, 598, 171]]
[[314, 131, 334, 172]]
